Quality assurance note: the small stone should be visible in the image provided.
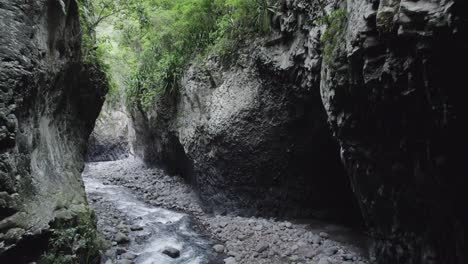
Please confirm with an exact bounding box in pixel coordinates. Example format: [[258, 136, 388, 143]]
[[285, 222, 292, 228], [237, 234, 249, 241], [324, 246, 338, 256], [224, 257, 237, 264], [256, 243, 269, 253], [115, 232, 130, 244], [305, 250, 316, 258], [319, 232, 329, 239], [162, 247, 180, 258], [122, 252, 137, 260], [254, 224, 263, 231], [318, 258, 331, 264], [213, 244, 225, 253], [116, 247, 127, 255], [130, 225, 144, 231]]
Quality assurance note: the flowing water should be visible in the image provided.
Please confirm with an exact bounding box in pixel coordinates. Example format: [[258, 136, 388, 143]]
[[82, 159, 370, 264], [83, 171, 213, 264]]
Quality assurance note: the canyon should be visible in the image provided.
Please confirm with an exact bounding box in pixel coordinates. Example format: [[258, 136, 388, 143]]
[[1, 0, 467, 264]]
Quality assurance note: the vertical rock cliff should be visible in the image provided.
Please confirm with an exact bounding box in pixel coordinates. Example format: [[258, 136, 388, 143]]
[[129, 2, 361, 220], [128, 0, 468, 263], [0, 0, 107, 261], [86, 100, 130, 162], [321, 0, 468, 263]]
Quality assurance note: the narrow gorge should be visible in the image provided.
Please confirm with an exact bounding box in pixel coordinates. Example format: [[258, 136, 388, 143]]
[[1, 0, 467, 264]]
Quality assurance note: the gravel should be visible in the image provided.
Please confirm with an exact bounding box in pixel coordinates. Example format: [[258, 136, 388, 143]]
[[84, 158, 370, 264]]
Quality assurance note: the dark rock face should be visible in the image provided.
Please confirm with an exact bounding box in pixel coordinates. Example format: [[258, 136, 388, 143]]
[[129, 5, 360, 220], [321, 0, 468, 263], [0, 0, 106, 261], [129, 0, 468, 262], [86, 102, 130, 162]]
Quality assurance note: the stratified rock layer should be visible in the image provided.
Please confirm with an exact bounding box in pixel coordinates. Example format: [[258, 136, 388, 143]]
[[321, 0, 468, 263], [0, 0, 106, 261]]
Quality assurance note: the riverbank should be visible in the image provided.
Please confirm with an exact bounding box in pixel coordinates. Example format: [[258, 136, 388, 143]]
[[84, 158, 370, 264]]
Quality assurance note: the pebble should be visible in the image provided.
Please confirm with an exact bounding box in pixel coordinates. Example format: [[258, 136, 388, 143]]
[[324, 246, 338, 256], [116, 247, 127, 255], [162, 247, 180, 258], [130, 225, 144, 231], [318, 258, 331, 264], [255, 243, 269, 253], [85, 158, 370, 264], [319, 232, 329, 239], [213, 244, 225, 253], [122, 252, 137, 260], [224, 257, 237, 264], [115, 232, 130, 244]]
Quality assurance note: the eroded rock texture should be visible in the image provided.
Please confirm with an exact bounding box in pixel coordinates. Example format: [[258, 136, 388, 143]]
[[321, 0, 468, 263], [87, 101, 130, 162], [0, 0, 106, 261], [130, 0, 468, 263], [129, 2, 360, 220]]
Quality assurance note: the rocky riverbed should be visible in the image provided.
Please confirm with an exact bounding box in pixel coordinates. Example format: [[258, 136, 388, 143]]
[[83, 158, 370, 264]]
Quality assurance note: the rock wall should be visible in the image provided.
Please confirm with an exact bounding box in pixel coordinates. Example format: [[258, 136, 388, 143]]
[[130, 0, 468, 263], [86, 100, 130, 162], [129, 6, 360, 220], [320, 0, 468, 263], [0, 0, 107, 261]]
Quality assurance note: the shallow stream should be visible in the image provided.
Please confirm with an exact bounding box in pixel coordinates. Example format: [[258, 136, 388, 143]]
[[84, 168, 213, 264]]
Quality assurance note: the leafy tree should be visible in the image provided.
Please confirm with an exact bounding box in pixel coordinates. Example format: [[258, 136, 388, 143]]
[[80, 0, 275, 109]]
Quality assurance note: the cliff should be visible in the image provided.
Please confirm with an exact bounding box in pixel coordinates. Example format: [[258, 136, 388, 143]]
[[0, 0, 107, 261], [128, 0, 468, 263]]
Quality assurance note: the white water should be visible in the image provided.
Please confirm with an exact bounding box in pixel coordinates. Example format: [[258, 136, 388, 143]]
[[84, 176, 211, 264]]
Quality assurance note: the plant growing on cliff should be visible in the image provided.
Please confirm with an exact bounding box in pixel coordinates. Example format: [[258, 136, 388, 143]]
[[117, 0, 273, 110], [77, 0, 274, 110], [39, 210, 104, 264], [320, 8, 347, 67]]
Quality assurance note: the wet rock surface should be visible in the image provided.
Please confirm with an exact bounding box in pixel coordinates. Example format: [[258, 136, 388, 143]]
[[84, 158, 369, 264], [0, 0, 107, 261]]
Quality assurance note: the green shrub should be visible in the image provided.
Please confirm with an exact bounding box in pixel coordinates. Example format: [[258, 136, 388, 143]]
[[78, 0, 274, 110], [115, 0, 274, 110], [39, 210, 104, 264], [320, 9, 347, 67]]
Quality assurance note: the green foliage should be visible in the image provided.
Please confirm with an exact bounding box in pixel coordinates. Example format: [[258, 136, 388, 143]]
[[90, 0, 274, 110], [78, 0, 274, 110], [320, 9, 347, 67], [77, 0, 112, 68], [39, 210, 104, 264]]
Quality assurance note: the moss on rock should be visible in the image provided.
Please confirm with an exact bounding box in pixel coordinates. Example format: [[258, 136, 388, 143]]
[[321, 9, 348, 67]]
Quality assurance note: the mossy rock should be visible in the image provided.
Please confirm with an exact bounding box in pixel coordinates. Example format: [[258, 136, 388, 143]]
[[320, 9, 348, 68]]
